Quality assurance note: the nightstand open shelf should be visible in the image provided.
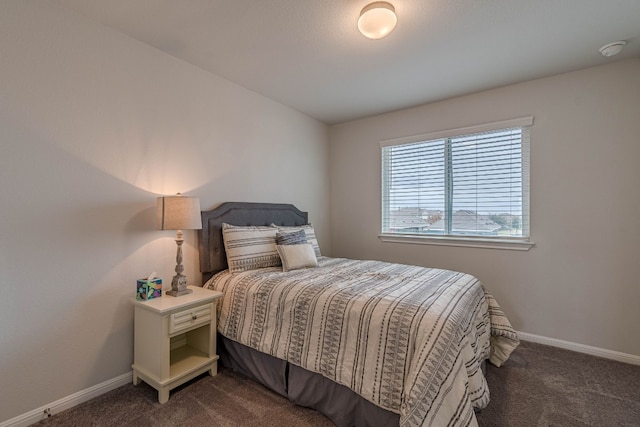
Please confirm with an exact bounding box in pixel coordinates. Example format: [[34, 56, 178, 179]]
[[132, 286, 222, 403], [170, 345, 210, 377], [169, 324, 212, 378]]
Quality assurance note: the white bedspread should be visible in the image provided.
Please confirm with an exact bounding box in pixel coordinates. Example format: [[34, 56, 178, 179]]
[[205, 257, 519, 426]]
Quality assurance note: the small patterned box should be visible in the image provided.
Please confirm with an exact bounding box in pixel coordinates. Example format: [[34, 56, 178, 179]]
[[136, 278, 162, 301]]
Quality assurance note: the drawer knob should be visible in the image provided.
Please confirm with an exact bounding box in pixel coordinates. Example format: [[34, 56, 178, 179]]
[[192, 314, 198, 320]]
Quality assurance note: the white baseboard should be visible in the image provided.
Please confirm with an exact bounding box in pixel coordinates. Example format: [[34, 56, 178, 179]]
[[0, 371, 132, 427], [517, 331, 640, 366]]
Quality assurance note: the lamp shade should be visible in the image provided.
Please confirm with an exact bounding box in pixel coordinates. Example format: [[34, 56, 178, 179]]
[[156, 194, 202, 230], [358, 2, 397, 39]]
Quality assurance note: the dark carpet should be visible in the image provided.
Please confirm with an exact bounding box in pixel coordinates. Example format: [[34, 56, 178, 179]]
[[33, 341, 640, 426], [477, 341, 640, 427]]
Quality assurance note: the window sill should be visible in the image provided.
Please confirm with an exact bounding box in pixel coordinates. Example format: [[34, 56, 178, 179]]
[[378, 233, 534, 251]]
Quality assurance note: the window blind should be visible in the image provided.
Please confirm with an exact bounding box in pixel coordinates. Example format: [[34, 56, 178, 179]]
[[381, 118, 531, 240]]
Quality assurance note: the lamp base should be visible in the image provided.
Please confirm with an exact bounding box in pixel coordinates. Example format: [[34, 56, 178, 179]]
[[166, 288, 193, 297], [166, 273, 192, 297]]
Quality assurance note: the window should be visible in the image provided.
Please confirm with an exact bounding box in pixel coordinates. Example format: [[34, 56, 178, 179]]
[[380, 117, 533, 250]]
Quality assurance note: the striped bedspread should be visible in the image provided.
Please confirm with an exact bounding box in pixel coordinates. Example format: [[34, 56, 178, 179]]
[[204, 257, 519, 427]]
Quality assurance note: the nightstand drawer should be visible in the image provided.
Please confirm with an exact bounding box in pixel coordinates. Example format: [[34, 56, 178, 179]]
[[169, 303, 212, 334]]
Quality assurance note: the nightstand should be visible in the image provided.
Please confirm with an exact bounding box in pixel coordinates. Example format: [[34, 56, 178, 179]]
[[131, 286, 222, 403]]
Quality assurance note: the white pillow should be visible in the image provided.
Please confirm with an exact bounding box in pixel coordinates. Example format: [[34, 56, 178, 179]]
[[274, 224, 322, 257], [276, 243, 318, 272], [222, 223, 280, 273]]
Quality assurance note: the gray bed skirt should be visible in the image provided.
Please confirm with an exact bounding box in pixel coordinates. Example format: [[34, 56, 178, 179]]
[[219, 335, 401, 427]]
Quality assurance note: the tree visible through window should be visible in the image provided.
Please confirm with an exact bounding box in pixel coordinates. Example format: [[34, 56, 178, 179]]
[[381, 117, 531, 241]]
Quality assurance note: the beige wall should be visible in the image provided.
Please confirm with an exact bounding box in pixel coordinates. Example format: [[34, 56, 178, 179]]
[[329, 58, 640, 357], [0, 1, 329, 422]]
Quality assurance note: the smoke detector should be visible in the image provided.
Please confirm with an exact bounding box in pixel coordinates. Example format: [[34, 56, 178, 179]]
[[599, 41, 626, 57]]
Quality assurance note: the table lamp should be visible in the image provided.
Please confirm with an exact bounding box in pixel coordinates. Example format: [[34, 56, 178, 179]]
[[156, 193, 202, 296]]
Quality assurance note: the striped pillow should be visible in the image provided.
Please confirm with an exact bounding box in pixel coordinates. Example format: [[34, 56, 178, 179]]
[[273, 224, 322, 257], [275, 229, 308, 245], [222, 223, 280, 273]]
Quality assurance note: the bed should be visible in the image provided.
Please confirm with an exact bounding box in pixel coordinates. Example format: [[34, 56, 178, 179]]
[[199, 202, 519, 427]]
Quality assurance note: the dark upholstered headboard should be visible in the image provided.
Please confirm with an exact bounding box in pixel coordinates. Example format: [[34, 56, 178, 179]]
[[198, 202, 308, 283]]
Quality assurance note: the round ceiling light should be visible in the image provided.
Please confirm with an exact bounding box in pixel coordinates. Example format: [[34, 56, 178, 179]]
[[599, 41, 626, 57], [358, 2, 397, 40]]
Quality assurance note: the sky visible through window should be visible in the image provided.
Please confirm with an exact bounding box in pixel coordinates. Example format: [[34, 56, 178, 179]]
[[388, 129, 522, 214]]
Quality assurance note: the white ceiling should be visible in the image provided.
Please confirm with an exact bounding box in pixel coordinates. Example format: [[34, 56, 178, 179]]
[[54, 0, 640, 125]]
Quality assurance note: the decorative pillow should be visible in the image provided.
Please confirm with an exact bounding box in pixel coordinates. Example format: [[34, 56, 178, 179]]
[[276, 243, 318, 272], [273, 224, 322, 257], [222, 223, 280, 273], [275, 229, 308, 245]]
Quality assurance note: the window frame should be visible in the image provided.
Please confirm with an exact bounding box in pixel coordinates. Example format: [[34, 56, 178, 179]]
[[379, 117, 534, 251]]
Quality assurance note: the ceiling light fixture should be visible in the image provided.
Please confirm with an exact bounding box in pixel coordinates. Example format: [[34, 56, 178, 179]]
[[599, 41, 626, 57], [358, 2, 397, 40]]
